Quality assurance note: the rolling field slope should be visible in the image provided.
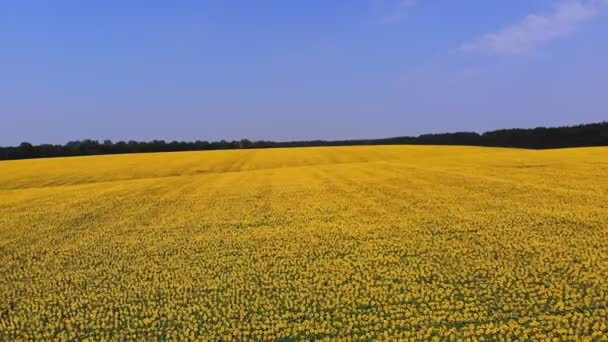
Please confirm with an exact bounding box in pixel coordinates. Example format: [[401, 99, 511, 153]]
[[1, 146, 608, 340]]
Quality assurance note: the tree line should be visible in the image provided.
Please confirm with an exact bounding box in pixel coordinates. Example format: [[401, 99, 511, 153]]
[[1, 121, 607, 161]]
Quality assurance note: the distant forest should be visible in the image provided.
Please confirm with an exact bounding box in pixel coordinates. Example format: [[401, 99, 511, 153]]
[[2, 121, 607, 161]]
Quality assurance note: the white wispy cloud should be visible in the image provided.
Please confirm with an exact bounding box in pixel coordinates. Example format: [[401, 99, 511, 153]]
[[461, 0, 603, 56]]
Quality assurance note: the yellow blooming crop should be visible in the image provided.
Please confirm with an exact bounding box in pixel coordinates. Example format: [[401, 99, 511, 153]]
[[1, 146, 607, 340]]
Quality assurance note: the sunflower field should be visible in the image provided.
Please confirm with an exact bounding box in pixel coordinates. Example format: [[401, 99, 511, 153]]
[[1, 146, 607, 340]]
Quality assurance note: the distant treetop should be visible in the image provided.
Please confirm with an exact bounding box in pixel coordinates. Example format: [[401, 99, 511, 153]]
[[1, 121, 607, 161]]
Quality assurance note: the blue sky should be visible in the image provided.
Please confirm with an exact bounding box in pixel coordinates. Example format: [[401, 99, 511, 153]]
[[1, 0, 607, 145]]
